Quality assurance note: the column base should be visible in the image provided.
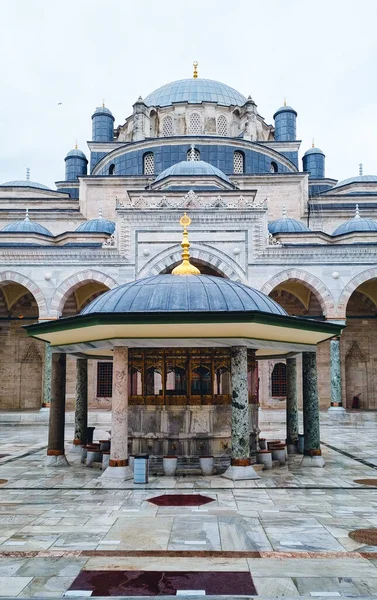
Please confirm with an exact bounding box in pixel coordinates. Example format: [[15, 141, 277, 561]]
[[222, 465, 260, 480], [287, 443, 298, 455], [100, 465, 133, 480], [39, 404, 50, 412], [44, 454, 70, 467], [328, 405, 346, 413], [69, 441, 84, 454], [300, 455, 325, 468]]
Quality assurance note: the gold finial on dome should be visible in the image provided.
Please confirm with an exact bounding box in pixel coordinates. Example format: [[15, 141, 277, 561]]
[[75, 139, 78, 150], [312, 138, 315, 148], [102, 98, 105, 108], [284, 97, 287, 106], [172, 213, 201, 276], [193, 61, 198, 79]]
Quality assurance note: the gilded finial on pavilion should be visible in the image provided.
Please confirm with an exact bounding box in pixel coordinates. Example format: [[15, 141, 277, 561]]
[[75, 139, 78, 150], [172, 213, 201, 276], [193, 61, 198, 79], [284, 97, 287, 106]]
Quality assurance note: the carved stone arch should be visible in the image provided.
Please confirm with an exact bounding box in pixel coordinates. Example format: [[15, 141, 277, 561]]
[[0, 270, 48, 318], [137, 244, 247, 283], [338, 267, 377, 318], [260, 269, 334, 318], [50, 270, 118, 318]]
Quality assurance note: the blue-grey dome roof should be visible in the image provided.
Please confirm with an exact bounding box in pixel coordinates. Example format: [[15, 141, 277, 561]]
[[1, 179, 50, 190], [273, 105, 297, 118], [76, 218, 115, 234], [269, 217, 310, 234], [333, 216, 377, 235], [1, 217, 52, 236], [155, 160, 232, 184], [303, 147, 325, 157], [332, 174, 377, 189], [65, 148, 88, 160], [80, 275, 288, 315], [92, 106, 114, 118], [145, 79, 246, 108]]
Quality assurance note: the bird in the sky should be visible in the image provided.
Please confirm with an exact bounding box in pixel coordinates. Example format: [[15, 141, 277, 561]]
[[58, 102, 63, 105]]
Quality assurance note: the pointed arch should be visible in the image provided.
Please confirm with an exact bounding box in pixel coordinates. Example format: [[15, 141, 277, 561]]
[[338, 267, 377, 318], [0, 271, 48, 318], [50, 270, 118, 317], [260, 269, 334, 318]]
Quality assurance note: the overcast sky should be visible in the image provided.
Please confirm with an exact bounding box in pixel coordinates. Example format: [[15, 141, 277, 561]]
[[0, 0, 376, 187]]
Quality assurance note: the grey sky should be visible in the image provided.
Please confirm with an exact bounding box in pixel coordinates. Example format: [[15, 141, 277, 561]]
[[0, 0, 376, 188]]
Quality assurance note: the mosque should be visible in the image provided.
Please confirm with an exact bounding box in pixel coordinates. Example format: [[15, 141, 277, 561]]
[[1, 63, 377, 452]]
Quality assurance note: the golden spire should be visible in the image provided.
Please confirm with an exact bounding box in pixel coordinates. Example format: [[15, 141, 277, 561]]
[[172, 213, 201, 276], [75, 139, 78, 150], [193, 61, 198, 79], [102, 98, 105, 108], [284, 97, 287, 106], [312, 138, 315, 148]]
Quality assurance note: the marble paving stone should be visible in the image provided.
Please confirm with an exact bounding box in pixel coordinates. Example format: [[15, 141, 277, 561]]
[[247, 557, 377, 577], [218, 515, 272, 551], [18, 575, 77, 597], [84, 556, 249, 571], [253, 576, 300, 596], [0, 576, 33, 596], [293, 576, 362, 596], [17, 557, 88, 577], [168, 516, 221, 550], [0, 557, 27, 576], [103, 517, 174, 550]]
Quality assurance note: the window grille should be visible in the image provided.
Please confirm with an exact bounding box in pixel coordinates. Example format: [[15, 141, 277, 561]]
[[189, 112, 202, 135], [233, 151, 244, 174], [271, 363, 287, 397], [97, 362, 113, 397], [143, 152, 155, 175], [217, 115, 228, 136], [162, 115, 173, 137], [187, 147, 200, 161]]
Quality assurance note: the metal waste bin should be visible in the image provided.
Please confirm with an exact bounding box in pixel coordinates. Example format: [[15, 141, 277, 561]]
[[298, 433, 305, 454], [134, 454, 149, 484], [86, 426, 95, 444]]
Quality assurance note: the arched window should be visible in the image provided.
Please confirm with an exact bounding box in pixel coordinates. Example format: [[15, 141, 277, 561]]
[[109, 163, 115, 175], [270, 161, 278, 173], [233, 151, 244, 174], [188, 112, 202, 135], [186, 147, 200, 161], [191, 365, 211, 395], [217, 115, 228, 136], [129, 367, 142, 395], [143, 152, 155, 175], [214, 366, 230, 395], [162, 115, 173, 137], [145, 367, 162, 396], [166, 366, 186, 395], [271, 363, 286, 397]]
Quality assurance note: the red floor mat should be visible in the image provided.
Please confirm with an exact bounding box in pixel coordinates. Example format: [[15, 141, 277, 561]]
[[68, 570, 257, 596], [147, 494, 214, 507]]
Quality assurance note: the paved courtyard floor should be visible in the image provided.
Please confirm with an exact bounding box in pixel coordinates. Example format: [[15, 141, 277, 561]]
[[0, 410, 377, 598]]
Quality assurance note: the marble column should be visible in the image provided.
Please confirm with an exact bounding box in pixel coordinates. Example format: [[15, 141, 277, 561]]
[[41, 343, 52, 410], [46, 352, 69, 467], [286, 357, 299, 453], [328, 337, 345, 412], [72, 358, 88, 450], [301, 351, 325, 467], [101, 346, 132, 479], [222, 347, 260, 480]]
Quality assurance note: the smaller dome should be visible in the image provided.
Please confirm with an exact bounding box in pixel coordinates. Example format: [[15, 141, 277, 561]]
[[92, 106, 114, 117], [1, 211, 52, 236], [273, 105, 297, 118], [65, 148, 88, 160], [303, 147, 325, 157], [155, 160, 232, 185], [332, 174, 377, 189], [76, 216, 115, 234], [332, 205, 377, 235], [269, 217, 310, 234], [1, 179, 50, 190]]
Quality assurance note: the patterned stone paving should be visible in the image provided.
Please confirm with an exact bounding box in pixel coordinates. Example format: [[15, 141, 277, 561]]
[[0, 411, 377, 597]]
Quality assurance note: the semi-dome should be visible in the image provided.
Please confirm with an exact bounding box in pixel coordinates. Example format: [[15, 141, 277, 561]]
[[80, 274, 288, 316], [76, 216, 115, 234], [155, 160, 232, 185], [145, 78, 246, 108], [332, 205, 377, 235], [1, 210, 52, 236], [1, 179, 50, 190], [303, 147, 325, 157], [332, 174, 377, 189]]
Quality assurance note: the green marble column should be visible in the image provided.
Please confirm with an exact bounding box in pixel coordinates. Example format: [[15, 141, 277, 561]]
[[73, 359, 88, 448], [301, 351, 324, 467], [42, 344, 52, 408], [230, 346, 250, 465], [286, 357, 299, 452], [46, 353, 69, 467], [329, 337, 345, 412]]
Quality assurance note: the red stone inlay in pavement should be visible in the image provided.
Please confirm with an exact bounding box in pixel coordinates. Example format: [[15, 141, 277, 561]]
[[147, 494, 214, 507], [69, 570, 257, 596]]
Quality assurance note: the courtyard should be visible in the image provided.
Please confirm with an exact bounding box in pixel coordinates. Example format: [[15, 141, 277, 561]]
[[0, 410, 376, 598]]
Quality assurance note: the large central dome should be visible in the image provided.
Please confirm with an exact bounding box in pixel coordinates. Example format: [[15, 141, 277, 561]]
[[144, 78, 246, 108]]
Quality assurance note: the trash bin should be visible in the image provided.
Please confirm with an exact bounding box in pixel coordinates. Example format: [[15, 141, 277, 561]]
[[134, 454, 149, 484], [298, 433, 305, 454], [86, 426, 95, 444]]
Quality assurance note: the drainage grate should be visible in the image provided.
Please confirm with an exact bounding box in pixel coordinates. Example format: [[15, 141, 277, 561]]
[[349, 529, 377, 545], [147, 494, 214, 507], [68, 570, 256, 596]]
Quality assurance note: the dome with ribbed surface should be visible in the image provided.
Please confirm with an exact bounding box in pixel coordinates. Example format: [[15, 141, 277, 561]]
[[2, 217, 52, 236], [80, 275, 287, 315], [332, 174, 377, 189], [1, 180, 50, 190], [269, 217, 310, 234], [145, 79, 246, 107], [333, 217, 377, 235], [76, 218, 115, 234], [155, 160, 232, 184]]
